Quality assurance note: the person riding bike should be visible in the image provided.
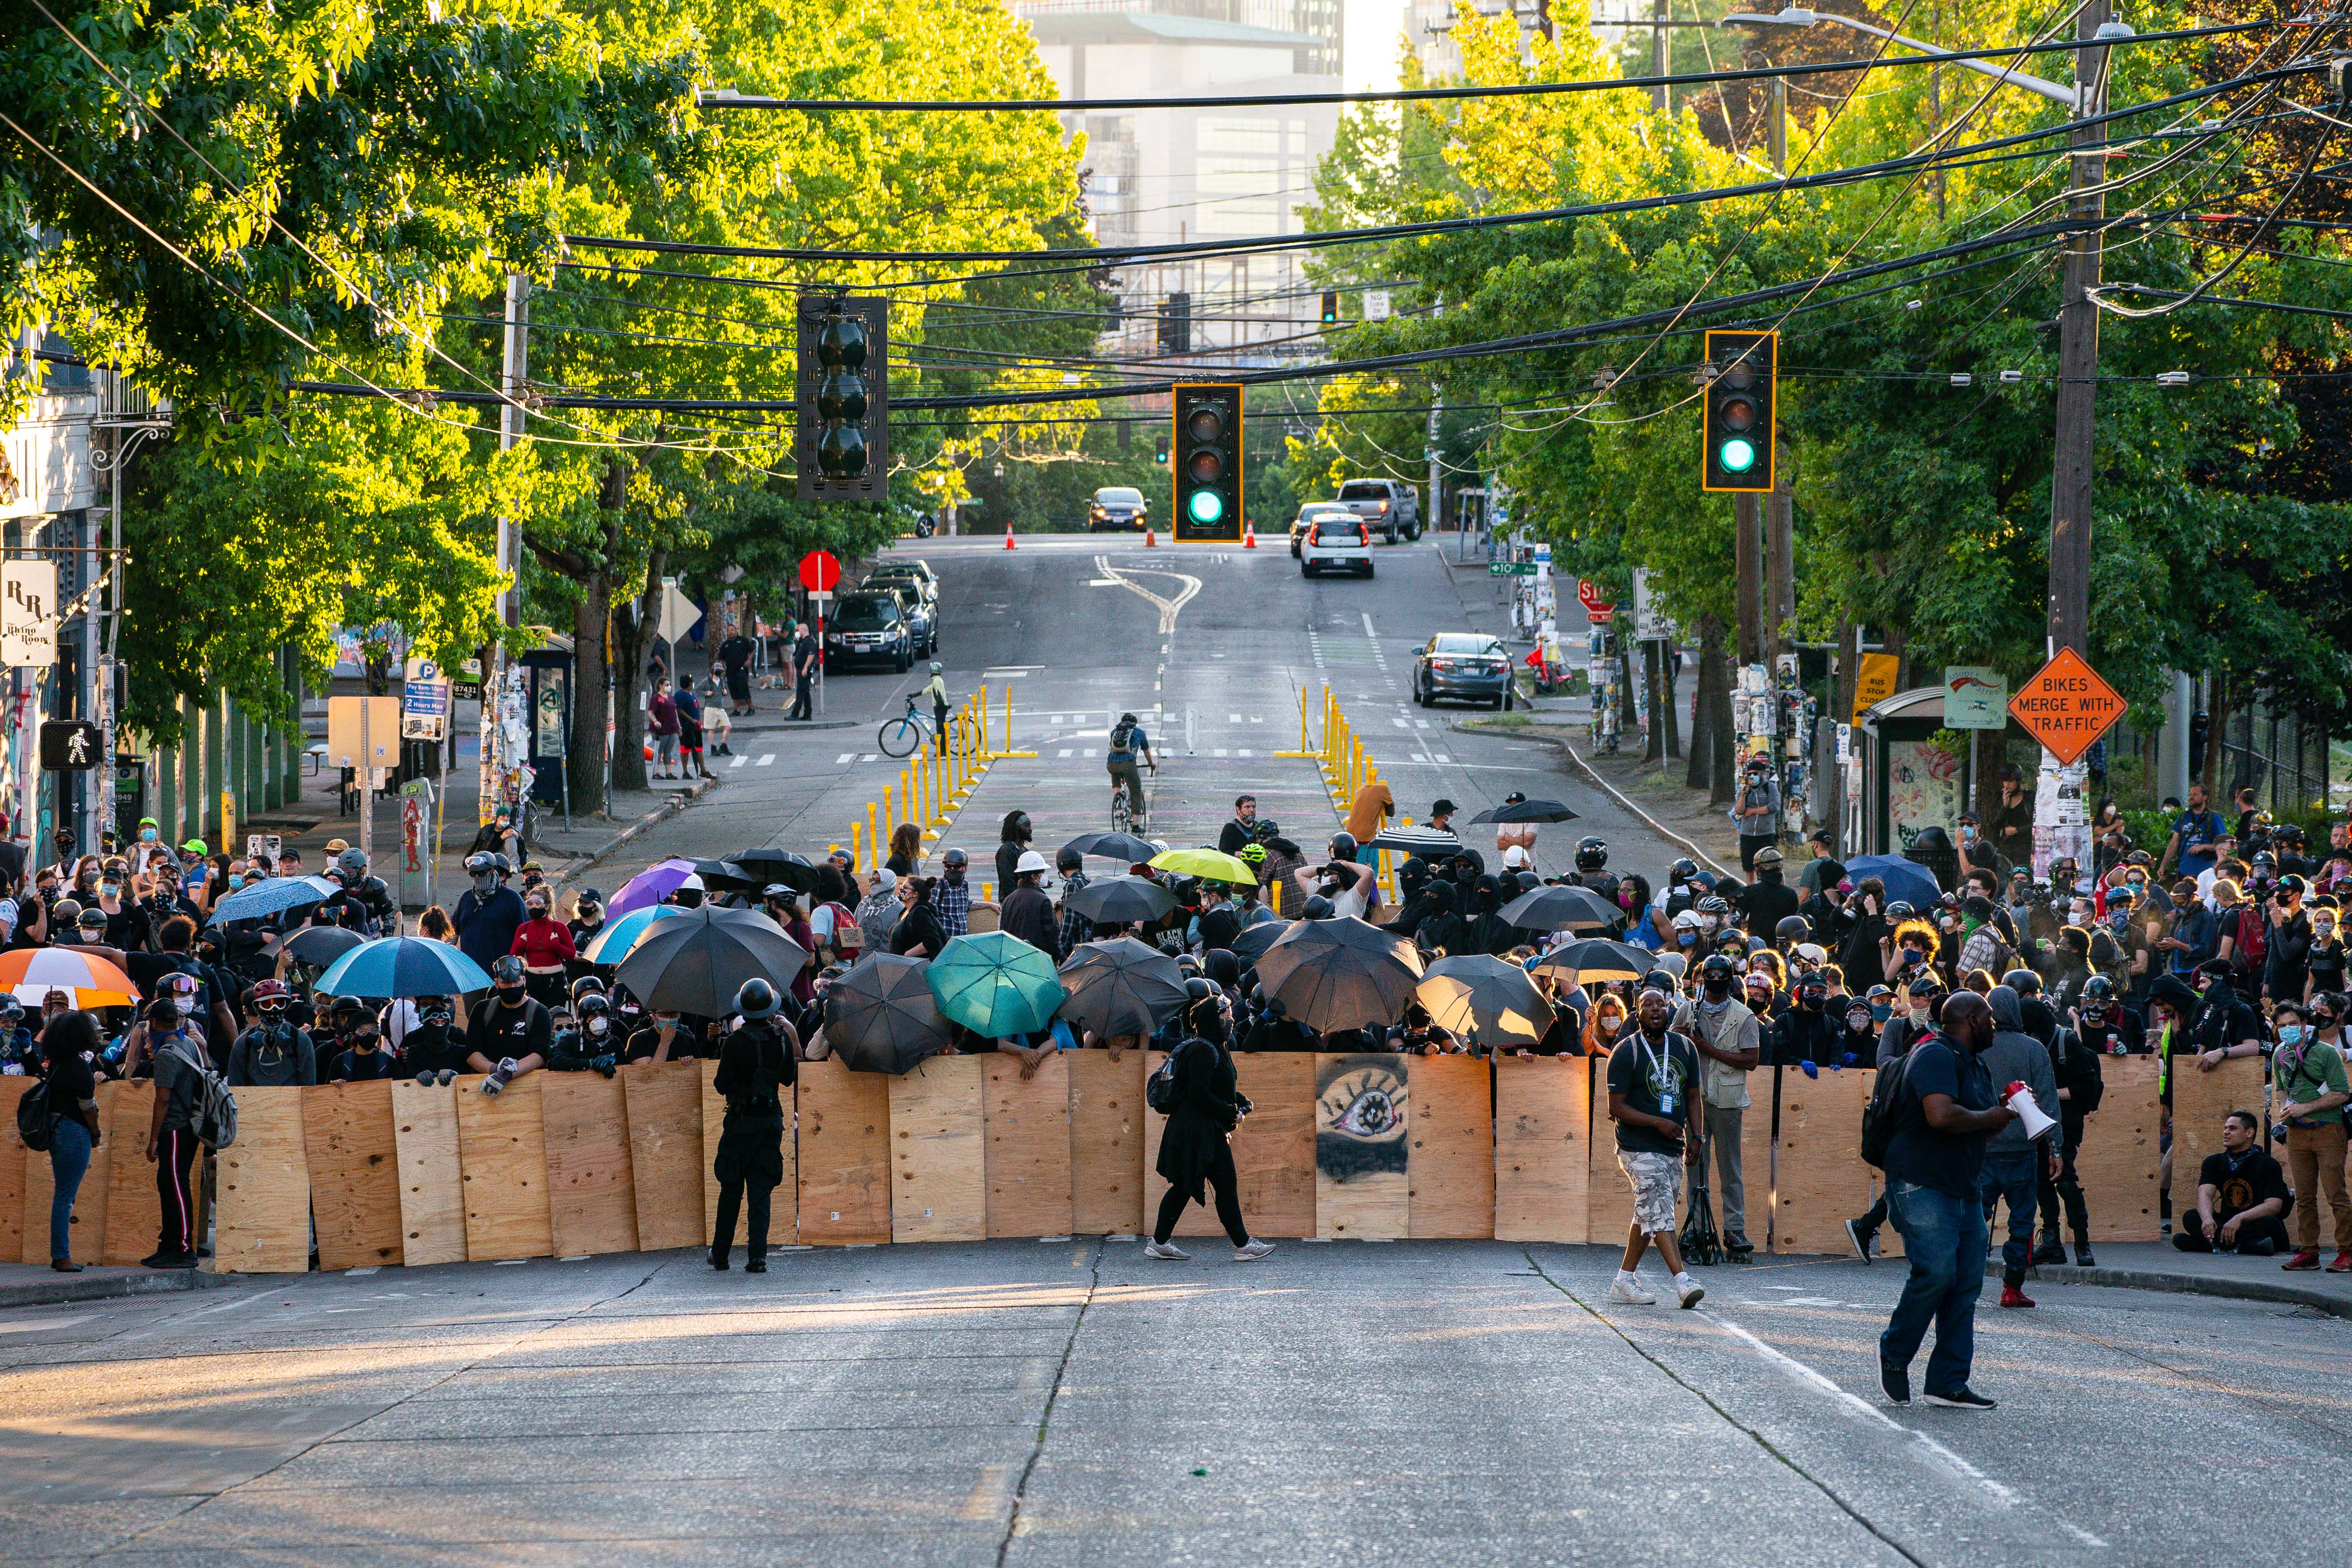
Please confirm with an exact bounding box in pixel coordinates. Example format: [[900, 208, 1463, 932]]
[[1107, 711, 1156, 830], [921, 662, 951, 756]]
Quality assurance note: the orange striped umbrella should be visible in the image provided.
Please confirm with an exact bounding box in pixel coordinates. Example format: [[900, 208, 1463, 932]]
[[0, 948, 140, 1007]]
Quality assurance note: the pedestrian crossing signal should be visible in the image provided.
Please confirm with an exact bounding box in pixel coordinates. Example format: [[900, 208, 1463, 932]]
[[1172, 384, 1242, 542], [1701, 329, 1776, 493]]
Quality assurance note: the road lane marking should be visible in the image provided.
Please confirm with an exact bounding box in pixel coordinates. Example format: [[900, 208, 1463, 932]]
[[730, 755, 748, 769], [757, 754, 774, 766], [834, 753, 853, 764]]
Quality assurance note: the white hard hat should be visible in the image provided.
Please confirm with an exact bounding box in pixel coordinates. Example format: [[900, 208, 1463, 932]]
[[1015, 850, 1049, 875], [679, 872, 705, 892], [1795, 942, 1828, 963], [1672, 909, 1706, 930], [1501, 845, 1530, 869]]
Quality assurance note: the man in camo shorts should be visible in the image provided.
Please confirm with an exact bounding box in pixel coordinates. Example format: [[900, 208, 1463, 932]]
[[1607, 987, 1707, 1309]]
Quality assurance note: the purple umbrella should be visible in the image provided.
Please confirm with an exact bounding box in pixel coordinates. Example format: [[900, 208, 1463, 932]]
[[609, 857, 700, 917]]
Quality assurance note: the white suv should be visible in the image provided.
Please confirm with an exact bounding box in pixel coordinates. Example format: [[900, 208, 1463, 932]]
[[1300, 515, 1374, 578]]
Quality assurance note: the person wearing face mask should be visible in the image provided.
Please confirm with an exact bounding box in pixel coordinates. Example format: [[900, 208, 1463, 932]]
[[709, 978, 800, 1272], [468, 956, 553, 1094], [1771, 973, 1841, 1070], [928, 850, 981, 936], [138, 997, 213, 1269], [1145, 993, 1275, 1263], [453, 852, 526, 973], [2071, 974, 2145, 1054], [396, 996, 466, 1083], [1668, 909, 1706, 960], [1978, 987, 2061, 1309], [510, 889, 577, 1007], [547, 995, 622, 1078], [1873, 989, 2015, 1409], [227, 981, 318, 1088], [1672, 954, 1760, 1264], [2270, 998, 2352, 1272], [1840, 997, 1883, 1061], [566, 889, 608, 956], [328, 1028, 398, 1083]]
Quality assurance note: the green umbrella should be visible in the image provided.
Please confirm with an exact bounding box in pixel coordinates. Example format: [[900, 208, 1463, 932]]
[[1149, 847, 1259, 886], [926, 930, 1068, 1039]]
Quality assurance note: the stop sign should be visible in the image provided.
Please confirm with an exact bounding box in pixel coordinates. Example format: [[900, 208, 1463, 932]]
[[798, 549, 841, 593], [1576, 579, 1614, 614]]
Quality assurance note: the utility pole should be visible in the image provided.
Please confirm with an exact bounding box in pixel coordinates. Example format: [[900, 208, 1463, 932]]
[[1651, 0, 1670, 112], [480, 273, 529, 838], [1733, 492, 1763, 669], [1425, 393, 1441, 556], [2046, 0, 2110, 660]]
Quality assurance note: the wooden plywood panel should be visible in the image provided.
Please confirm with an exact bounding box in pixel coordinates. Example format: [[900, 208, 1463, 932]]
[[1494, 1054, 1589, 1244], [1408, 1054, 1494, 1239], [1588, 1055, 1637, 1246], [1774, 1068, 1874, 1256], [889, 1053, 986, 1244], [20, 1086, 111, 1266], [455, 1072, 554, 1263], [701, 1059, 724, 1238], [541, 1072, 640, 1257], [985, 1052, 1072, 1238], [0, 1079, 26, 1264], [797, 1056, 890, 1245], [2171, 1053, 2267, 1198], [391, 1079, 466, 1266], [1068, 1049, 1145, 1234], [1315, 1053, 1408, 1239], [2075, 1053, 2162, 1243], [212, 1085, 311, 1274], [102, 1082, 162, 1266], [303, 1080, 403, 1271], [1740, 1070, 1777, 1249], [623, 1061, 706, 1252], [1232, 1053, 1315, 1239]]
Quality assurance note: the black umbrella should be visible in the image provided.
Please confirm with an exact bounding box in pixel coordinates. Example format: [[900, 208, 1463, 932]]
[[1369, 825, 1462, 857], [728, 848, 820, 893], [1501, 884, 1620, 932], [613, 906, 810, 1016], [1063, 874, 1177, 925], [1056, 937, 1188, 1038], [1528, 939, 1658, 986], [693, 858, 767, 894], [279, 925, 367, 967], [1231, 918, 1295, 965], [1416, 954, 1551, 1048], [1468, 798, 1580, 824], [1061, 830, 1160, 864], [823, 954, 952, 1074], [1251, 916, 1425, 1033]]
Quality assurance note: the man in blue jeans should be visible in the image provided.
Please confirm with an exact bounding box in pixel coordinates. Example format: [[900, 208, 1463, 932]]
[[1877, 990, 2017, 1410]]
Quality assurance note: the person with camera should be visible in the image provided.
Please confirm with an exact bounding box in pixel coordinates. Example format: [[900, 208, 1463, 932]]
[[710, 978, 799, 1272], [1606, 986, 1706, 1307], [1145, 988, 1276, 1263], [2271, 997, 2351, 1272]]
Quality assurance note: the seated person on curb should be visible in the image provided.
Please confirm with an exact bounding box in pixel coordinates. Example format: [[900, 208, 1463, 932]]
[[2175, 1109, 2294, 1256], [467, 956, 553, 1093]]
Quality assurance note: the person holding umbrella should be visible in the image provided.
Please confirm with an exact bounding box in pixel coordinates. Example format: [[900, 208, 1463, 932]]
[[1145, 991, 1277, 1263], [708, 977, 797, 1272]]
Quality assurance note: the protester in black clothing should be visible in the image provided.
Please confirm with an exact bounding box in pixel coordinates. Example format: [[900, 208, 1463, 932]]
[[567, 888, 608, 957], [998, 851, 1060, 959], [329, 1030, 398, 1082], [400, 997, 468, 1081], [2265, 876, 2313, 1004], [889, 877, 947, 958], [468, 956, 553, 1093], [1145, 995, 1276, 1261], [1736, 847, 1802, 937], [1772, 976, 1843, 1066], [993, 811, 1035, 895], [2174, 1110, 2294, 1255], [711, 979, 799, 1272], [227, 1001, 318, 1087], [788, 623, 818, 721], [2186, 960, 2264, 1066], [1194, 883, 1242, 955], [2071, 976, 2146, 1053]]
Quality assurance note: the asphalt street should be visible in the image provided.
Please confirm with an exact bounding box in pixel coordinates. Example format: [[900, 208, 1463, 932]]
[[604, 534, 1684, 882], [0, 1240, 2342, 1566]]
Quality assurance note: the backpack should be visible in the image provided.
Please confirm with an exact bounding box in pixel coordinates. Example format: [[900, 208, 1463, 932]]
[[164, 1038, 239, 1150], [1146, 1045, 1184, 1114], [1860, 1048, 1918, 1169], [2232, 904, 2268, 975], [2052, 1025, 2105, 1116], [15, 1077, 53, 1152], [1108, 722, 1138, 764]]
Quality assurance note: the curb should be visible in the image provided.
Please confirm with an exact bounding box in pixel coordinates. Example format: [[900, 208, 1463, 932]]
[[0, 1268, 236, 1312], [1446, 720, 1734, 876], [724, 717, 862, 734], [2029, 1262, 2352, 1319], [551, 775, 720, 888]]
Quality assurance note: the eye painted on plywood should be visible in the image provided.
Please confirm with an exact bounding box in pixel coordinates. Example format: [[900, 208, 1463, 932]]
[[1319, 1065, 1407, 1142]]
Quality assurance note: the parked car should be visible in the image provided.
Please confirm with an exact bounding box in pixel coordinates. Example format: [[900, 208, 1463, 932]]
[[1290, 502, 1356, 559], [1088, 486, 1149, 531], [862, 580, 936, 657], [1300, 515, 1374, 578], [864, 561, 937, 603], [1336, 478, 1421, 543], [1412, 632, 1514, 708], [825, 592, 914, 671]]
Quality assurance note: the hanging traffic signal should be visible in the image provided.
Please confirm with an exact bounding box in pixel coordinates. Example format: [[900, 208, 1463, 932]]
[[1154, 430, 1169, 466], [1157, 292, 1191, 356], [796, 296, 889, 502], [1320, 291, 1340, 325], [1700, 329, 1776, 493], [1172, 382, 1242, 542]]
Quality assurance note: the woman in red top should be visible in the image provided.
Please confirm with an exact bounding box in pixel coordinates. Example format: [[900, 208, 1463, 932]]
[[510, 892, 577, 1006]]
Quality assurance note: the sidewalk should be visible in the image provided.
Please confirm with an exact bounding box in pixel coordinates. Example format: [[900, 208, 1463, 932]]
[[0, 1261, 234, 1311], [2031, 1242, 2352, 1319]]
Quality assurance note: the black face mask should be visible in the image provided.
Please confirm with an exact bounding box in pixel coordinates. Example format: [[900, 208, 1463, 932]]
[[673, 890, 703, 909], [1702, 976, 1731, 997], [497, 985, 526, 1009]]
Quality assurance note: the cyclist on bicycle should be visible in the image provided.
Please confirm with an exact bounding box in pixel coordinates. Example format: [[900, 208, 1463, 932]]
[[1107, 711, 1156, 830], [921, 662, 951, 755]]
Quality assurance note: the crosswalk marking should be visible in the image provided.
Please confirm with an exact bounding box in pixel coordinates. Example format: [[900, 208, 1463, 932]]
[[1082, 748, 1098, 758], [1415, 720, 1430, 730], [861, 753, 880, 763], [1249, 715, 1262, 724], [1432, 753, 1450, 763], [1214, 748, 1228, 758], [1229, 713, 1243, 724], [1239, 748, 1253, 758], [1391, 717, 1409, 729], [731, 755, 748, 769], [1058, 749, 1074, 758], [834, 753, 854, 764], [757, 753, 775, 767]]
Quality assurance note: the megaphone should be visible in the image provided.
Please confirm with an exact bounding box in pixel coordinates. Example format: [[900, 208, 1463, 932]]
[[2004, 1082, 2057, 1140]]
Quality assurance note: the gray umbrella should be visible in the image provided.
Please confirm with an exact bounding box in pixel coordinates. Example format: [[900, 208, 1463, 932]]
[[1062, 874, 1176, 925], [1251, 916, 1425, 1034], [279, 925, 368, 968], [612, 906, 809, 1017], [1501, 884, 1620, 932], [1062, 831, 1160, 864], [1368, 825, 1463, 857], [823, 954, 951, 1074], [1056, 937, 1187, 1039], [1231, 918, 1295, 965], [1416, 954, 1550, 1048]]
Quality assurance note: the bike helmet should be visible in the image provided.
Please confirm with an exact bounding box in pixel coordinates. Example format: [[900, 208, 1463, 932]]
[[1884, 900, 1916, 920], [1574, 837, 1609, 872], [2002, 968, 2041, 995], [1328, 830, 1357, 860], [735, 977, 780, 1020], [1698, 953, 1739, 985], [466, 852, 496, 875], [1253, 819, 1281, 841], [1753, 846, 1784, 871], [570, 975, 608, 1006], [929, 662, 942, 674], [1697, 895, 1729, 917], [1774, 914, 1810, 946], [250, 980, 292, 1016], [1669, 857, 1698, 884], [1237, 843, 1267, 865], [1672, 909, 1706, 932]]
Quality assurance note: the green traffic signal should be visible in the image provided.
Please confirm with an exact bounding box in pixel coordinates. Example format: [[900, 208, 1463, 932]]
[[1188, 490, 1225, 524], [1718, 437, 1757, 473]]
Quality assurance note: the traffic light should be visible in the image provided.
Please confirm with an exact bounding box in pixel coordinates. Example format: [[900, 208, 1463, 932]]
[[1153, 430, 1169, 466], [796, 296, 889, 502], [1320, 291, 1340, 326], [1157, 292, 1191, 356], [1172, 382, 1242, 542], [1700, 328, 1776, 493]]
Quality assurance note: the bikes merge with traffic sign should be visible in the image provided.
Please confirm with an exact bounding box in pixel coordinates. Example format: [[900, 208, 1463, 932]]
[[2008, 647, 2126, 767]]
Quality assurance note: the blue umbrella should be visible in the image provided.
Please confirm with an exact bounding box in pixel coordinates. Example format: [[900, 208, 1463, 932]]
[[1841, 855, 1943, 911], [206, 875, 339, 927], [316, 937, 494, 998], [582, 904, 693, 965], [926, 931, 1066, 1039]]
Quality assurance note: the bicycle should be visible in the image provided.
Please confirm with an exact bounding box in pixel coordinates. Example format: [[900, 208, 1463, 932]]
[[879, 694, 982, 759], [1109, 760, 1155, 834]]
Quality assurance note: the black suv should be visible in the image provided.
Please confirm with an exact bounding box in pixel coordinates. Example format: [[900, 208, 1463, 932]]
[[825, 592, 913, 671]]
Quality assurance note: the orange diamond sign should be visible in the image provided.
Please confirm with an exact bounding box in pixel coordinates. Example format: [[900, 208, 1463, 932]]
[[2008, 647, 2125, 766]]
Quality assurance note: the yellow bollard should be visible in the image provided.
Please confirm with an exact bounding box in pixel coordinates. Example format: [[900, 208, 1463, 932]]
[[884, 784, 896, 842], [978, 684, 989, 758], [852, 822, 862, 872], [1300, 686, 1310, 751], [1003, 683, 1012, 756], [867, 802, 879, 867]]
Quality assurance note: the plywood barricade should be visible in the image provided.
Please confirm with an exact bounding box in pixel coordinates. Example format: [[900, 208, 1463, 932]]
[[2171, 1052, 2267, 1199], [622, 1061, 707, 1252], [102, 1082, 163, 1266], [798, 1057, 890, 1244], [1772, 1069, 1874, 1256], [985, 1053, 1072, 1239], [2075, 1054, 2162, 1242], [455, 1073, 554, 1263], [1587, 1060, 1636, 1245], [1068, 1049, 1145, 1234], [1494, 1054, 1589, 1244], [212, 1085, 311, 1273], [1407, 1054, 1492, 1240], [1315, 1053, 1408, 1239], [889, 1053, 985, 1244], [304, 1080, 404, 1271], [21, 1082, 116, 1267], [1739, 1071, 1777, 1250], [701, 1060, 725, 1238], [391, 1078, 467, 1266], [542, 1072, 640, 1257], [1143, 1052, 1318, 1240], [0, 1079, 27, 1264]]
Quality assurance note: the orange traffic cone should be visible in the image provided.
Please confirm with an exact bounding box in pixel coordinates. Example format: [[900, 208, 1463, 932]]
[[1004, 520, 1016, 549], [1144, 527, 1157, 548], [1243, 521, 1258, 549]]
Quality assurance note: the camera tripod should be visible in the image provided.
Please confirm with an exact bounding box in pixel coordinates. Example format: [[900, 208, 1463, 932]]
[[1679, 1122, 1725, 1267]]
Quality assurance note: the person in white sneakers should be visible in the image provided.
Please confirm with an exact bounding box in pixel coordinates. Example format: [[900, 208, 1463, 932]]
[[1145, 992, 1276, 1263], [1606, 986, 1707, 1308]]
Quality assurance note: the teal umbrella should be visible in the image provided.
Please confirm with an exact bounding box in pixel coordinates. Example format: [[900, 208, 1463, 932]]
[[582, 904, 692, 965], [926, 931, 1067, 1039]]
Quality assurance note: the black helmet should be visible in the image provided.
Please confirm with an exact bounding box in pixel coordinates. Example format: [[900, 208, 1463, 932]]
[[1910, 825, 1953, 852], [1183, 976, 1214, 1001], [735, 977, 781, 1020], [465, 852, 496, 875], [1669, 857, 1698, 884], [489, 955, 526, 984], [1774, 914, 1810, 945], [576, 995, 614, 1037], [1698, 953, 1739, 984], [1328, 830, 1358, 860], [2082, 974, 2116, 1004], [2251, 850, 2277, 871], [1885, 900, 1917, 920], [1575, 836, 1609, 872], [1796, 973, 1830, 1002], [570, 975, 607, 1006], [1253, 819, 1281, 842], [2001, 968, 2041, 995]]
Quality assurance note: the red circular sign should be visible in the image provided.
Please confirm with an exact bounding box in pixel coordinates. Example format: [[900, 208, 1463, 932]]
[[798, 549, 842, 592], [1576, 579, 1614, 613]]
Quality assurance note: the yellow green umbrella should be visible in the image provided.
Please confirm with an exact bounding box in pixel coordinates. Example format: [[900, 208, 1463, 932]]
[[1149, 847, 1259, 886]]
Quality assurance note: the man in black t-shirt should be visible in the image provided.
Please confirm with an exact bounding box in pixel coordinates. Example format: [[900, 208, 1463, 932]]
[[2176, 1110, 2293, 1254], [1604, 988, 1705, 1309], [467, 957, 553, 1093]]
